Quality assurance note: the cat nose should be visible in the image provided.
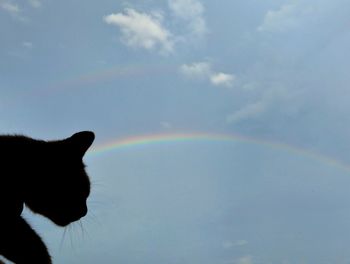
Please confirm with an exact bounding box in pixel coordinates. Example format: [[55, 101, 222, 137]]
[[68, 204, 88, 222]]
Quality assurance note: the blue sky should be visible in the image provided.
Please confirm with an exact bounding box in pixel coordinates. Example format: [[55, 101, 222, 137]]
[[2, 0, 350, 263]]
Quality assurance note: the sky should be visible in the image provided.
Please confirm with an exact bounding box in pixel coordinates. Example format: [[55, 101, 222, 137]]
[[2, 0, 350, 263]]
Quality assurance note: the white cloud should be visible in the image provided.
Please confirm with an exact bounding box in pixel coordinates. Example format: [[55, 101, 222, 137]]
[[180, 62, 211, 79], [103, 0, 207, 53], [160, 121, 172, 129], [236, 255, 254, 264], [226, 100, 266, 124], [223, 240, 248, 249], [168, 0, 204, 20], [257, 4, 299, 32], [210, 72, 235, 87], [235, 240, 248, 246], [0, 0, 20, 15], [226, 87, 291, 124], [28, 0, 42, 8], [103, 8, 174, 54], [0, 0, 28, 21], [168, 0, 207, 37], [22, 41, 33, 48], [180, 62, 234, 88]]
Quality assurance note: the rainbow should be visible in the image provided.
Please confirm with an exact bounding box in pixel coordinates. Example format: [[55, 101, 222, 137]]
[[4, 64, 174, 108], [88, 132, 350, 173]]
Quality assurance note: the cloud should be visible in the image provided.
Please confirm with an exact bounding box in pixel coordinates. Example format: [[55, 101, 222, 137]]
[[160, 121, 172, 129], [180, 62, 211, 79], [0, 0, 42, 21], [180, 62, 234, 87], [103, 8, 174, 54], [210, 72, 235, 87], [168, 0, 207, 37], [28, 0, 42, 8], [236, 256, 254, 264], [0, 0, 29, 21], [235, 240, 248, 246], [0, 0, 20, 15], [103, 0, 207, 53], [226, 100, 266, 124], [222, 240, 248, 249], [22, 41, 33, 48], [226, 87, 290, 124], [257, 4, 299, 32]]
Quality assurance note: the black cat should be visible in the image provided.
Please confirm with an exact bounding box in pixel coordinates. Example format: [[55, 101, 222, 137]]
[[0, 131, 95, 264]]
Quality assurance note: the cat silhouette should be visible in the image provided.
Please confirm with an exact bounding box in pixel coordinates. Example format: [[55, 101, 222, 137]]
[[0, 131, 95, 264]]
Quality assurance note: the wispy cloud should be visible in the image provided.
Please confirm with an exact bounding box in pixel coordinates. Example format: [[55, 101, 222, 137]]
[[103, 8, 174, 54], [226, 87, 291, 124], [222, 240, 248, 249], [0, 0, 20, 15], [210, 72, 235, 87], [28, 0, 42, 8], [103, 0, 207, 54], [22, 41, 33, 48], [1, 0, 42, 21], [0, 0, 30, 21], [180, 62, 211, 79], [168, 0, 207, 37], [257, 4, 300, 32], [236, 255, 254, 264], [226, 100, 266, 124], [160, 121, 172, 129], [180, 61, 235, 87]]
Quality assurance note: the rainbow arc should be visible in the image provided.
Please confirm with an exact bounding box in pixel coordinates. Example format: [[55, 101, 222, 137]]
[[88, 132, 350, 174]]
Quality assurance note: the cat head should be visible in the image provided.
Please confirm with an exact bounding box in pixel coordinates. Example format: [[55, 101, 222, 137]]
[[24, 131, 95, 226]]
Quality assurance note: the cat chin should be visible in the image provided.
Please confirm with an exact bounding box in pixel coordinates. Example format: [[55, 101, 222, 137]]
[[50, 218, 72, 227], [49, 215, 83, 227]]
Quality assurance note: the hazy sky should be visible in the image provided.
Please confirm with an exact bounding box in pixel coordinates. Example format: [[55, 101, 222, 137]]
[[2, 0, 350, 263]]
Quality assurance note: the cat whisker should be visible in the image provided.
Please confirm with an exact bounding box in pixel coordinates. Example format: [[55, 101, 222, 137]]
[[86, 211, 101, 226], [0, 131, 95, 263], [87, 200, 105, 205], [59, 227, 68, 251], [88, 195, 118, 210], [78, 220, 87, 241], [90, 181, 107, 192], [67, 224, 75, 251]]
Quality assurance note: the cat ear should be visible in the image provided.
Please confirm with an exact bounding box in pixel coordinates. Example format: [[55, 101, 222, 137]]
[[68, 131, 95, 156]]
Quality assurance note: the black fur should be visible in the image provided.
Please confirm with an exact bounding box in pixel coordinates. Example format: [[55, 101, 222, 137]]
[[0, 131, 95, 263]]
